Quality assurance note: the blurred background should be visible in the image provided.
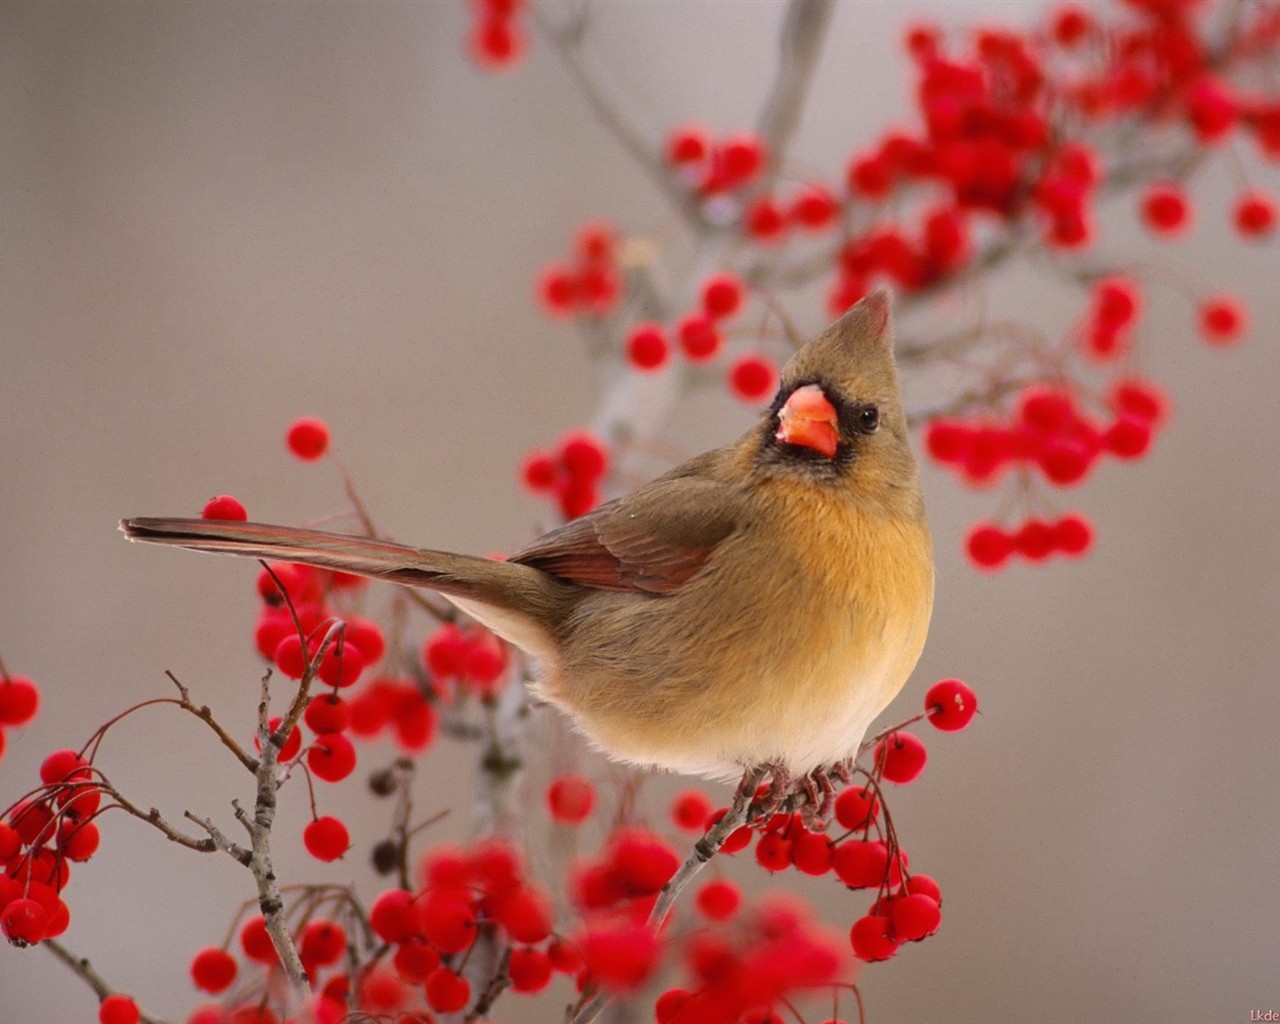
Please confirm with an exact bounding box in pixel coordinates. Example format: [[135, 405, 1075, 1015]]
[[2, 2, 1277, 1022]]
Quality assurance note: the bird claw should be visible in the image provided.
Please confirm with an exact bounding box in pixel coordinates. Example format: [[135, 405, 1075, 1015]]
[[734, 762, 846, 830]]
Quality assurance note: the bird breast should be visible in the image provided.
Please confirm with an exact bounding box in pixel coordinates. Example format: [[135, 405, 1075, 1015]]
[[535, 486, 935, 781]]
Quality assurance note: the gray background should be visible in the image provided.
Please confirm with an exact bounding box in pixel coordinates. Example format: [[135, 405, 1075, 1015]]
[[1, 2, 1277, 1022]]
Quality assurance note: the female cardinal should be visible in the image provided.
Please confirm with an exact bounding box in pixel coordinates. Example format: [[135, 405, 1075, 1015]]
[[123, 290, 933, 814]]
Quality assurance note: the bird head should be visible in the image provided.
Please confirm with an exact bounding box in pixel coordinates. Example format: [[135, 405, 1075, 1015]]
[[754, 289, 921, 509]]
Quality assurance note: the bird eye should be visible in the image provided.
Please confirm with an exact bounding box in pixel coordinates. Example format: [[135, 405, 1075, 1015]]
[[858, 407, 880, 433]]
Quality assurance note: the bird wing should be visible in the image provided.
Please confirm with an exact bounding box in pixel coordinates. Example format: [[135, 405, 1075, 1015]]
[[510, 468, 743, 595]]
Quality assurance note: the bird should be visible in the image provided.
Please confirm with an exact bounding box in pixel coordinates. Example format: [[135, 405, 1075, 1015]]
[[122, 289, 934, 821]]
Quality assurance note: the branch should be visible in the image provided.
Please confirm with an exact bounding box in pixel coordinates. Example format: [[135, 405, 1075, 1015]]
[[531, 2, 698, 224], [166, 671, 258, 773], [43, 939, 174, 1024], [465, 946, 513, 1023], [754, 0, 836, 191]]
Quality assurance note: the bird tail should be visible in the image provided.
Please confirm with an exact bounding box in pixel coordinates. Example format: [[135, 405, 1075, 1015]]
[[119, 517, 556, 616]]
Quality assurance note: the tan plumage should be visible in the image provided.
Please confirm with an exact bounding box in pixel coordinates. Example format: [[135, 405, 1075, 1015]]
[[122, 290, 933, 784]]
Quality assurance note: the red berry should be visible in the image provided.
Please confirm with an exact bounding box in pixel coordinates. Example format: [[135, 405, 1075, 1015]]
[[1108, 378, 1168, 425], [890, 892, 941, 941], [2, 897, 48, 946], [520, 450, 559, 492], [745, 197, 788, 242], [925, 678, 977, 732], [695, 878, 741, 921], [99, 994, 140, 1024], [469, 15, 525, 71], [925, 420, 970, 463], [1141, 183, 1191, 236], [754, 831, 792, 872], [1053, 5, 1092, 46], [966, 523, 1012, 570], [560, 431, 610, 482], [239, 916, 277, 964], [300, 918, 347, 968], [834, 786, 880, 831], [716, 133, 766, 188], [0, 676, 40, 727], [671, 789, 713, 831], [41, 748, 90, 785], [392, 940, 440, 983], [202, 495, 247, 521], [1184, 75, 1239, 143], [850, 914, 900, 962], [906, 873, 941, 903], [1039, 439, 1093, 486], [537, 265, 578, 316], [1015, 518, 1055, 561], [626, 322, 670, 371], [575, 221, 614, 263], [345, 617, 385, 665], [59, 820, 100, 861], [305, 694, 350, 734], [304, 816, 350, 862], [490, 885, 552, 944], [848, 152, 892, 199], [422, 899, 477, 954], [666, 125, 708, 166], [273, 634, 308, 680], [675, 311, 721, 362], [425, 967, 471, 1013], [1199, 295, 1247, 344], [875, 732, 927, 784], [508, 946, 553, 993], [547, 773, 596, 824], [790, 184, 839, 230], [832, 839, 889, 889], [1105, 415, 1153, 459], [1234, 191, 1277, 237], [578, 264, 621, 314], [307, 733, 357, 782], [701, 273, 745, 320], [656, 989, 693, 1024], [370, 888, 421, 944], [578, 921, 660, 992], [1053, 514, 1094, 556], [318, 641, 366, 688], [727, 355, 777, 403], [790, 829, 834, 875], [286, 417, 330, 461], [1093, 276, 1140, 327], [190, 947, 237, 993], [0, 822, 20, 859]]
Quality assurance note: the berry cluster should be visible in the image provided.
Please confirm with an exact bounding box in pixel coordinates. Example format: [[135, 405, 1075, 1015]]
[[537, 222, 624, 320], [664, 126, 768, 195], [520, 429, 611, 520], [927, 380, 1167, 569], [1, 747, 100, 947], [422, 621, 510, 700], [522, 1, 1273, 572]]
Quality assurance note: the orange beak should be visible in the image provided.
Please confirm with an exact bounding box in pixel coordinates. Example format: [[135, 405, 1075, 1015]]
[[775, 384, 839, 458]]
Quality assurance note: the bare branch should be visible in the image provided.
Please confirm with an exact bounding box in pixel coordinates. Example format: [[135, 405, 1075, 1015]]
[[43, 939, 174, 1024], [755, 0, 836, 190]]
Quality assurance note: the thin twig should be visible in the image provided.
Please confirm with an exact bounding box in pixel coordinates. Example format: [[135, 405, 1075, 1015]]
[[43, 939, 174, 1024]]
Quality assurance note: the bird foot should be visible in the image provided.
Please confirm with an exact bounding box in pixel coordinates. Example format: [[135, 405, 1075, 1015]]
[[733, 762, 847, 830]]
